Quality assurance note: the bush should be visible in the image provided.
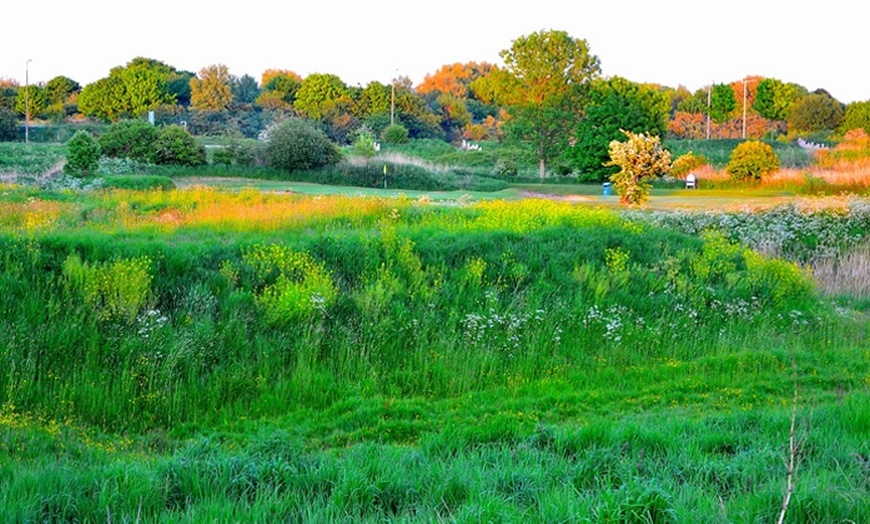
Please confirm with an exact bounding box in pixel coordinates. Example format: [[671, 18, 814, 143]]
[[153, 125, 206, 166], [265, 118, 341, 173], [98, 119, 158, 163], [382, 123, 409, 144], [228, 139, 260, 166], [212, 147, 233, 165], [606, 130, 671, 206], [494, 158, 518, 177], [726, 141, 780, 181], [352, 131, 378, 158], [101, 175, 176, 191], [0, 107, 17, 141], [670, 151, 709, 178], [64, 131, 101, 177]]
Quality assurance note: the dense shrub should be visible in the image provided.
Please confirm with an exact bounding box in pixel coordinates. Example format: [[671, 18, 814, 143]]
[[607, 131, 671, 205], [670, 151, 709, 178], [154, 125, 207, 166], [726, 141, 780, 181], [227, 139, 260, 166], [0, 107, 17, 141], [99, 119, 158, 162], [265, 118, 341, 173], [352, 131, 377, 157], [382, 123, 409, 144], [494, 158, 518, 177], [211, 147, 233, 165], [64, 131, 101, 177]]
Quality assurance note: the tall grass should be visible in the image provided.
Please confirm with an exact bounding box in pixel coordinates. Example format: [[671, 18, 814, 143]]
[[1, 188, 868, 520]]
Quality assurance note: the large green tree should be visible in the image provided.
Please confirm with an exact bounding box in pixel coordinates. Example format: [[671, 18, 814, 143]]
[[840, 100, 870, 135], [190, 64, 234, 111], [495, 30, 601, 180], [753, 78, 805, 121], [14, 84, 46, 120], [231, 74, 261, 105], [564, 77, 670, 182], [354, 81, 390, 120], [43, 76, 80, 106], [709, 83, 736, 123], [293, 73, 351, 120], [787, 91, 844, 133], [78, 57, 177, 121]]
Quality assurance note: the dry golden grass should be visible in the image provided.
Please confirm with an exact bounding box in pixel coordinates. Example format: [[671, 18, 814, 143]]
[[812, 242, 870, 297]]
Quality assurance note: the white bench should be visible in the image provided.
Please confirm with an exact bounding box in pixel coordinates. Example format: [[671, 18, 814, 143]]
[[685, 173, 697, 189]]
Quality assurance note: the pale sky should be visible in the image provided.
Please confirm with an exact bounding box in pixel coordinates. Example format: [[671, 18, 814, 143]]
[[3, 0, 867, 103]]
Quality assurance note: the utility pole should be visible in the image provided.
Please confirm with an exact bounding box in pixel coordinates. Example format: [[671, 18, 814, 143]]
[[390, 69, 397, 127], [742, 77, 747, 140], [706, 83, 711, 140], [25, 59, 31, 144]]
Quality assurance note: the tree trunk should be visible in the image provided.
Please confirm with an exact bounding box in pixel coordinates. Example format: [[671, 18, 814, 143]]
[[539, 158, 546, 181]]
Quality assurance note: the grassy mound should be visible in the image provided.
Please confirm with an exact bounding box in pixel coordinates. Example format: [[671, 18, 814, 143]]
[[0, 189, 867, 521]]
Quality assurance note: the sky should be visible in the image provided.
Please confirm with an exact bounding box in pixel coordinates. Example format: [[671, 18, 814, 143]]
[[3, 0, 868, 103]]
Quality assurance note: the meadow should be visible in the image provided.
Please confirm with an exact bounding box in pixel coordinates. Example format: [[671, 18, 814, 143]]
[[1, 183, 869, 522]]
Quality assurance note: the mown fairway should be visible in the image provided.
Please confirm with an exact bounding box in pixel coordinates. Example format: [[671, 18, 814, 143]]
[[1, 186, 869, 522]]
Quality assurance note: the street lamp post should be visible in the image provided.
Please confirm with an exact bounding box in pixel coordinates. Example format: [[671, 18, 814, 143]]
[[25, 59, 31, 144]]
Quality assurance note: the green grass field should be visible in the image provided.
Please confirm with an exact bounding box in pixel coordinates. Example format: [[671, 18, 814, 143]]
[[1, 183, 869, 522]]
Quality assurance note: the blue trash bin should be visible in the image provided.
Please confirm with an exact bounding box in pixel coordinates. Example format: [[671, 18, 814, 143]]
[[602, 182, 612, 196]]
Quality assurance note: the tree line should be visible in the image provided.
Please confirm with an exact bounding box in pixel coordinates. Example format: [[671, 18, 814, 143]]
[[2, 30, 869, 181]]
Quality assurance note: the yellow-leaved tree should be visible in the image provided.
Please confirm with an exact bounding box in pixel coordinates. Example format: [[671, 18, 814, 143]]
[[190, 64, 233, 112], [606, 130, 671, 206]]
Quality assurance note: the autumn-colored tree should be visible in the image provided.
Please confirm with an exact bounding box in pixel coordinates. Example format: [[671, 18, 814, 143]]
[[496, 30, 601, 180], [668, 111, 706, 139], [261, 69, 301, 88], [729, 76, 761, 119], [710, 114, 781, 139], [417, 62, 495, 98], [190, 64, 234, 111], [606, 130, 671, 206], [255, 70, 302, 113]]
